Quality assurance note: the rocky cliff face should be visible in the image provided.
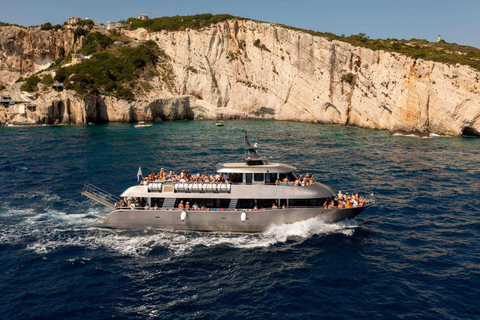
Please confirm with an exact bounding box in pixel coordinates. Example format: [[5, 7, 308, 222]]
[[1, 20, 479, 136], [0, 26, 79, 86]]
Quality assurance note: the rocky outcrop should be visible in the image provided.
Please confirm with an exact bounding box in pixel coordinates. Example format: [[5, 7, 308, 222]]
[[1, 20, 480, 135], [0, 26, 79, 86]]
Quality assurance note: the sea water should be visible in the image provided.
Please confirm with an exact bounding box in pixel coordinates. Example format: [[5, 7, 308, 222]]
[[0, 120, 479, 318]]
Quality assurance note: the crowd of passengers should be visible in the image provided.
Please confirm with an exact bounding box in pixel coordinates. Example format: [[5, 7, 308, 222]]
[[324, 190, 366, 209], [139, 168, 316, 186], [115, 190, 367, 211]]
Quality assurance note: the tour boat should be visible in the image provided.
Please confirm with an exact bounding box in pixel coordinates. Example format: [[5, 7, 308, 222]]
[[216, 121, 224, 126], [82, 134, 373, 232]]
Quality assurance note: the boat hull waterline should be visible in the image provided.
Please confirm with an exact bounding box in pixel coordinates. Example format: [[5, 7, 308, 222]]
[[94, 206, 369, 233]]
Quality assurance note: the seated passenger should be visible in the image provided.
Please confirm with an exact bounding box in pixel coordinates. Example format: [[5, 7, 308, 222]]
[[192, 202, 199, 210], [275, 179, 281, 185], [254, 205, 258, 211], [185, 202, 190, 210], [272, 203, 278, 209], [282, 203, 286, 209], [178, 200, 184, 210], [201, 205, 207, 211], [153, 204, 158, 210]]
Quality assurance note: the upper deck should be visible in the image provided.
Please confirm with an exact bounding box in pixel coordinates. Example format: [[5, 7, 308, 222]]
[[216, 162, 296, 174]]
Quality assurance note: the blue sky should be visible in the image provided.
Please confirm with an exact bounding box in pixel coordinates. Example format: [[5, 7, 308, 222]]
[[2, 0, 479, 48]]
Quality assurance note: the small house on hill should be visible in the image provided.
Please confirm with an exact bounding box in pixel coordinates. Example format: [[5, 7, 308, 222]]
[[138, 14, 149, 20]]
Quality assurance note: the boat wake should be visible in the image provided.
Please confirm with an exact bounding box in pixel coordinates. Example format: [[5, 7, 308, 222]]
[[1, 204, 358, 258]]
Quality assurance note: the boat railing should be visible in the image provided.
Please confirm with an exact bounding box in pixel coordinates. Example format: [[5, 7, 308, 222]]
[[82, 183, 120, 209], [114, 204, 371, 211]]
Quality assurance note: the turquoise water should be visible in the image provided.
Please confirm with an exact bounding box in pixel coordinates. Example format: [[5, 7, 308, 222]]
[[0, 120, 479, 318]]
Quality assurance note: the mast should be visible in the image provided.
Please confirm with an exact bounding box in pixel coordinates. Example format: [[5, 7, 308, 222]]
[[244, 132, 268, 165]]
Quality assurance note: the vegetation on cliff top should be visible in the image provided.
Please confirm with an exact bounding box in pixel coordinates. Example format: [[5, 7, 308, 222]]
[[274, 25, 480, 71], [127, 13, 239, 32]]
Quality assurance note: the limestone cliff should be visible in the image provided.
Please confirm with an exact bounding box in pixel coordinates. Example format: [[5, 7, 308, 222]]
[[1, 20, 479, 136]]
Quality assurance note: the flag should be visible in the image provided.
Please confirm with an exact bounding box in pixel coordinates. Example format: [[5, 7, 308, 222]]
[[137, 166, 142, 182]]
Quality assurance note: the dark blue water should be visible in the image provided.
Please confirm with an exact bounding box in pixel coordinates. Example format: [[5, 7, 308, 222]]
[[0, 121, 479, 319]]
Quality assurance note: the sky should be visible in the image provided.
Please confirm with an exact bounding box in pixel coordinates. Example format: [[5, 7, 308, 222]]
[[1, 0, 479, 48]]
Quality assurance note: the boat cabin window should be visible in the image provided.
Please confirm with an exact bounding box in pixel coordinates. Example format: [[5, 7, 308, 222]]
[[151, 198, 165, 208], [228, 173, 243, 183], [253, 173, 264, 182], [279, 172, 297, 181], [245, 173, 252, 185], [288, 198, 328, 207], [175, 198, 231, 209], [236, 199, 278, 209], [265, 173, 277, 185]]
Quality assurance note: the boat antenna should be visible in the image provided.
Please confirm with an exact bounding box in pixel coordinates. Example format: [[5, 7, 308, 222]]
[[244, 132, 262, 161]]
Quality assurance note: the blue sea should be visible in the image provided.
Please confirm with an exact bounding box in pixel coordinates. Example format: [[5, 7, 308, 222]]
[[0, 120, 479, 319]]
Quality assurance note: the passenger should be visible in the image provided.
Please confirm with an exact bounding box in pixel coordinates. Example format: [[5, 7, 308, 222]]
[[338, 190, 343, 197], [192, 202, 199, 210], [185, 202, 190, 210], [323, 200, 328, 209], [201, 205, 207, 211], [178, 200, 184, 210], [144, 204, 149, 210], [254, 205, 258, 211], [352, 198, 358, 207], [114, 201, 119, 209], [154, 204, 158, 210], [328, 201, 334, 209], [345, 199, 352, 209], [130, 202, 135, 210], [282, 203, 286, 209], [275, 179, 281, 185], [272, 203, 278, 209], [282, 177, 289, 185], [337, 200, 344, 209]]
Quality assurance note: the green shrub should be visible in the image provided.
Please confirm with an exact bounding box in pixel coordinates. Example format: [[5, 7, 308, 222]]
[[73, 26, 87, 40], [20, 75, 41, 92], [41, 74, 54, 86], [80, 32, 114, 54], [253, 39, 270, 52], [342, 73, 355, 85], [40, 22, 62, 31], [77, 19, 94, 30]]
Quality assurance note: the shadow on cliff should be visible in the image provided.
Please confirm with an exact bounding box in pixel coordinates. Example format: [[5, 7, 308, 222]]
[[85, 95, 109, 124]]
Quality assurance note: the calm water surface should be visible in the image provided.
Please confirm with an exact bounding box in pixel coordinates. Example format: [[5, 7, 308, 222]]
[[0, 120, 479, 319]]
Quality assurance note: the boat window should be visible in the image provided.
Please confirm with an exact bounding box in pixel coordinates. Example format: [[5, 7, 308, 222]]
[[288, 198, 328, 207], [256, 199, 278, 209], [253, 173, 264, 182], [236, 199, 256, 209], [151, 198, 165, 208], [175, 198, 230, 209], [265, 173, 276, 185], [236, 199, 279, 209], [246, 173, 252, 185], [279, 172, 297, 181], [229, 173, 243, 183]]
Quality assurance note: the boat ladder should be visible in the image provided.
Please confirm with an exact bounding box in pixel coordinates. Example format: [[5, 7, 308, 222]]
[[81, 183, 120, 209]]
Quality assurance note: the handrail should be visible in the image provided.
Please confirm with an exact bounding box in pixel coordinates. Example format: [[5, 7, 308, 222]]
[[82, 183, 120, 204]]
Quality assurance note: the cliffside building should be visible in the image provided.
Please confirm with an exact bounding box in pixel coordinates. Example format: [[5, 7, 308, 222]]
[[68, 17, 83, 26], [71, 54, 90, 65], [138, 14, 149, 20]]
